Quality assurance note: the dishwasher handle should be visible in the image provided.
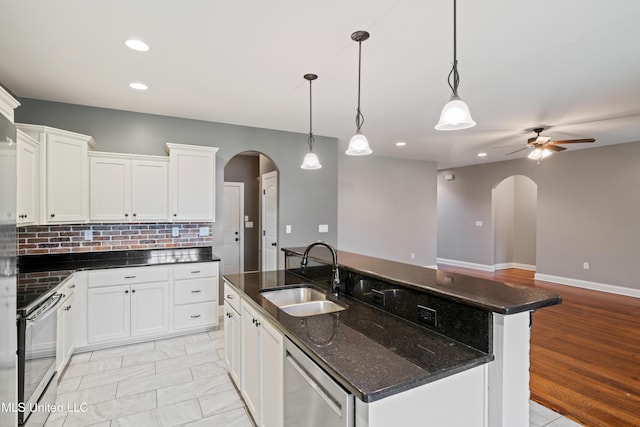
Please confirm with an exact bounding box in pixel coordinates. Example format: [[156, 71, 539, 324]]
[[285, 350, 342, 417]]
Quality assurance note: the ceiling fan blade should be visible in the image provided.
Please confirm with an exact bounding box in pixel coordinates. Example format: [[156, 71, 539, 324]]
[[491, 144, 524, 149], [543, 144, 566, 152], [505, 146, 529, 156], [552, 138, 595, 144], [527, 136, 537, 144]]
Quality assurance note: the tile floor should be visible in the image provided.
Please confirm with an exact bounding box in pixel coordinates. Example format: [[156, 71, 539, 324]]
[[44, 326, 582, 427]]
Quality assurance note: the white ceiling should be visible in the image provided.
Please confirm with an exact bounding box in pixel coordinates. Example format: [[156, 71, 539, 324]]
[[1, 0, 639, 169]]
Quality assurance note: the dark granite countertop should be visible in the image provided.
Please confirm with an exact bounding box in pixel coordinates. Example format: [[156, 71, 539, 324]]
[[223, 270, 493, 403], [17, 247, 220, 314], [283, 247, 561, 314]]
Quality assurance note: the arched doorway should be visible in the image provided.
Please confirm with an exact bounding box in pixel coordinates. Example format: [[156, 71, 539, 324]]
[[491, 175, 537, 271], [223, 151, 278, 274]]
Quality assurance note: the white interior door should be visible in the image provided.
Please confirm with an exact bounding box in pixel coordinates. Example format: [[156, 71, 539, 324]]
[[224, 182, 244, 275], [261, 171, 278, 271]]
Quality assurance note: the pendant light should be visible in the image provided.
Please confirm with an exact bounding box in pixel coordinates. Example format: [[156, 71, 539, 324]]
[[435, 0, 476, 131], [346, 30, 372, 156], [301, 74, 322, 170]]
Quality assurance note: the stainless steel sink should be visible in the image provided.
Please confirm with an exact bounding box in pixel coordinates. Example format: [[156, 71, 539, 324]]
[[259, 285, 347, 317]]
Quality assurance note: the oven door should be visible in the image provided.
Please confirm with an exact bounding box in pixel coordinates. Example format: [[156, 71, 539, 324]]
[[18, 292, 62, 426]]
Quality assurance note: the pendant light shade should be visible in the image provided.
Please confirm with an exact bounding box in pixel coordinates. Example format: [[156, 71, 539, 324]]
[[346, 30, 372, 156], [301, 73, 322, 170], [435, 0, 476, 131]]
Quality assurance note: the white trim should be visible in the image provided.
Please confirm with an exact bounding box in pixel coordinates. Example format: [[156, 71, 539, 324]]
[[437, 258, 495, 272], [535, 273, 640, 299], [224, 181, 245, 274], [494, 263, 536, 271]]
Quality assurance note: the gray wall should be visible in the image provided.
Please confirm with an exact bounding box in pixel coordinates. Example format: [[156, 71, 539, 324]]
[[224, 154, 260, 272], [338, 154, 438, 266], [493, 176, 515, 265], [15, 98, 339, 273], [438, 141, 640, 292]]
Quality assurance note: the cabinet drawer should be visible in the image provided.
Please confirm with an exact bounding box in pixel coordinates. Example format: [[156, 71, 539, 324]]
[[224, 282, 241, 313], [88, 266, 169, 288], [175, 278, 216, 304], [174, 302, 217, 330], [174, 262, 218, 280]]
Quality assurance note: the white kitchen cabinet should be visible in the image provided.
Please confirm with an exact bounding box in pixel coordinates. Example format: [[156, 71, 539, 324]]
[[86, 266, 169, 344], [239, 296, 283, 427], [261, 318, 283, 427], [241, 300, 261, 422], [89, 152, 168, 222], [16, 124, 95, 224], [16, 129, 40, 225], [173, 262, 219, 330], [166, 143, 218, 221], [224, 283, 242, 386], [56, 277, 76, 373]]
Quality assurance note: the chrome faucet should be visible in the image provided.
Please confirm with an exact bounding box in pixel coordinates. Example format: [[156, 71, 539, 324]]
[[301, 241, 341, 297]]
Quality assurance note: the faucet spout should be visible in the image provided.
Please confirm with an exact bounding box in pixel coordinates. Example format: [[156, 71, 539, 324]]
[[301, 241, 340, 297]]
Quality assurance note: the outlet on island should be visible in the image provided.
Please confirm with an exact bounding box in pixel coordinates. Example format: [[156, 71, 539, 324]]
[[417, 305, 437, 327]]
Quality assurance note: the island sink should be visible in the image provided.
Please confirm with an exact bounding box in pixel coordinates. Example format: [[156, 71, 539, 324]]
[[259, 285, 347, 317]]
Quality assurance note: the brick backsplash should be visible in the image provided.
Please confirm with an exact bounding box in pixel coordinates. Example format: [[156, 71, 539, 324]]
[[18, 222, 213, 256]]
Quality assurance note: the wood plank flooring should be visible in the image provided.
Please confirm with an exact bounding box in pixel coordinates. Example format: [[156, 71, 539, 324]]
[[437, 265, 640, 427]]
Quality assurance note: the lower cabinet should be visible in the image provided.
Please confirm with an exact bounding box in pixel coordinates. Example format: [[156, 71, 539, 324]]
[[224, 302, 241, 385], [87, 281, 169, 344], [56, 277, 76, 373], [238, 296, 283, 427], [173, 262, 219, 330]]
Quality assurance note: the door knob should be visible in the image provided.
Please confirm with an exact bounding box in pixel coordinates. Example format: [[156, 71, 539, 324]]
[[271, 242, 277, 246], [235, 238, 239, 242]]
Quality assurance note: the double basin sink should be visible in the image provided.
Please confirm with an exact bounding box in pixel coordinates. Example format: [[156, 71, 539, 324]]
[[259, 284, 347, 317]]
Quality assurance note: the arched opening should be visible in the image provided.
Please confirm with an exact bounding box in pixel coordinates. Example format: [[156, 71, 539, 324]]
[[491, 175, 537, 271], [223, 151, 278, 274]]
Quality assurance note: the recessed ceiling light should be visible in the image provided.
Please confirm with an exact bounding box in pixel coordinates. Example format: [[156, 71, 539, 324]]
[[477, 152, 487, 157], [125, 39, 149, 52], [129, 82, 148, 91], [395, 141, 406, 147]]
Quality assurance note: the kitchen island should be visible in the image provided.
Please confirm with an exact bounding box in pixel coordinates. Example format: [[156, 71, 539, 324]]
[[223, 246, 561, 427]]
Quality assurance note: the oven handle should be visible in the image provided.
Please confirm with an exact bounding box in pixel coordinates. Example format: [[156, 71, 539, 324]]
[[26, 293, 63, 325]]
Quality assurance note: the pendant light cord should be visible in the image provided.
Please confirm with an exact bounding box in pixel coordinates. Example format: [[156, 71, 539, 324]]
[[308, 78, 314, 151], [355, 39, 365, 132], [448, 0, 461, 97]]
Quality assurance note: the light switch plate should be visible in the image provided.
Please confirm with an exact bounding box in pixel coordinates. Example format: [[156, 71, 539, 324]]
[[319, 224, 329, 233], [285, 225, 291, 234], [475, 221, 483, 227], [172, 227, 179, 237], [84, 229, 92, 241], [245, 222, 253, 228]]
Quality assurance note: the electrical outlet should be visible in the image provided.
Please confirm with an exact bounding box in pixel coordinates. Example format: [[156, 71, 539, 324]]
[[583, 262, 590, 270], [410, 253, 415, 259], [199, 227, 209, 237], [172, 227, 179, 237], [417, 305, 437, 327], [285, 225, 291, 234], [83, 229, 92, 241], [318, 224, 328, 233]]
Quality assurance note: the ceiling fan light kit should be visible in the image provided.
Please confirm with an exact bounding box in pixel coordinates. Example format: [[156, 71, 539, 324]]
[[301, 73, 322, 170], [500, 127, 596, 164], [435, 0, 476, 131], [346, 30, 373, 156]]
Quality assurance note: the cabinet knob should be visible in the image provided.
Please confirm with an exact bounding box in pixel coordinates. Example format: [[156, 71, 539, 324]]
[[227, 294, 233, 299], [125, 213, 129, 217], [125, 290, 129, 294], [173, 213, 177, 217], [50, 213, 55, 218], [69, 284, 75, 289], [271, 242, 277, 247], [132, 289, 136, 293], [256, 321, 260, 327]]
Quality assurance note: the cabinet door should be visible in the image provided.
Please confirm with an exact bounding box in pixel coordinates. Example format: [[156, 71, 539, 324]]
[[16, 131, 39, 225], [58, 293, 75, 372], [46, 132, 89, 223], [168, 146, 216, 221], [261, 318, 283, 427], [131, 282, 169, 336], [241, 301, 261, 422], [90, 155, 131, 221], [224, 302, 241, 386], [87, 285, 131, 343], [131, 159, 168, 221]]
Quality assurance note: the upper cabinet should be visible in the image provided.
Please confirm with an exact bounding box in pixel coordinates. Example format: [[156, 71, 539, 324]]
[[17, 124, 95, 224], [0, 85, 20, 122], [166, 143, 218, 222], [16, 130, 40, 226], [89, 152, 168, 222]]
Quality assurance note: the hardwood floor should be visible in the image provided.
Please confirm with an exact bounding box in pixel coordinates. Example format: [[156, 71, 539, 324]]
[[437, 265, 640, 427]]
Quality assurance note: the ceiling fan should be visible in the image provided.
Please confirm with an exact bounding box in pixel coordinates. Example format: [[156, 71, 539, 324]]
[[502, 127, 596, 162]]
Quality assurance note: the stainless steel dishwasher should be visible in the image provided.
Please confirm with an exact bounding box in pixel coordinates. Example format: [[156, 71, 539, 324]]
[[284, 338, 354, 427]]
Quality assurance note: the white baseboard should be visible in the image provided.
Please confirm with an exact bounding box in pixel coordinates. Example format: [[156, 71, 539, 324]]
[[494, 263, 536, 271], [436, 258, 495, 272], [534, 273, 640, 299]]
